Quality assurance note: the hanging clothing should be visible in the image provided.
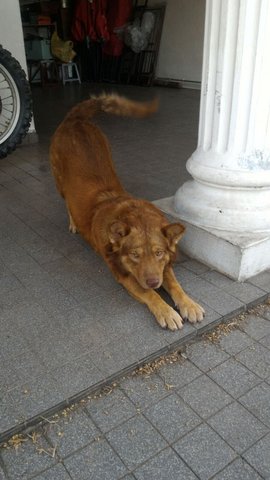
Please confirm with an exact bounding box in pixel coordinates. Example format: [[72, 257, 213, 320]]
[[71, 0, 109, 43], [103, 0, 132, 56]]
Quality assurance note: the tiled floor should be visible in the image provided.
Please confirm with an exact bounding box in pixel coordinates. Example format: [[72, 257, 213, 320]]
[[0, 83, 270, 441], [1, 306, 270, 479]]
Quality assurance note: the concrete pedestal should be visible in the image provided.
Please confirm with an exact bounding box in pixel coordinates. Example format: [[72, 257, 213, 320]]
[[167, 0, 270, 280]]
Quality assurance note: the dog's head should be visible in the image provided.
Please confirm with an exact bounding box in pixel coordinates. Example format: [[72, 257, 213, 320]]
[[107, 220, 185, 289]]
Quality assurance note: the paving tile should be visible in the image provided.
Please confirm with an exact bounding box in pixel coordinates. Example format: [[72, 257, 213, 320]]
[[236, 343, 270, 379], [248, 271, 270, 292], [259, 333, 270, 350], [0, 362, 23, 393], [0, 394, 22, 434], [208, 358, 261, 398], [261, 305, 270, 320], [0, 273, 22, 295], [44, 410, 98, 458], [186, 340, 229, 372], [200, 270, 234, 288], [121, 374, 169, 410], [10, 374, 65, 418], [208, 402, 268, 453], [181, 260, 210, 274], [106, 415, 167, 471], [134, 447, 197, 480], [31, 464, 71, 480], [144, 393, 201, 442], [178, 375, 232, 419], [222, 283, 266, 305], [51, 355, 103, 399], [86, 388, 137, 433], [174, 424, 236, 480], [243, 432, 270, 478], [183, 278, 245, 316], [219, 328, 254, 355], [64, 438, 127, 480], [239, 314, 270, 340], [0, 466, 5, 480], [212, 458, 263, 480], [158, 357, 202, 389], [239, 382, 270, 427], [1, 435, 56, 480], [192, 302, 222, 334]]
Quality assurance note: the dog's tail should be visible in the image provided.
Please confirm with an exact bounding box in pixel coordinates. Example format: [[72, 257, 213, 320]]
[[66, 93, 158, 121]]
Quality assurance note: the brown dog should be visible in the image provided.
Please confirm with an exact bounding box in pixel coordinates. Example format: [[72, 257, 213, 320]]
[[50, 94, 204, 330]]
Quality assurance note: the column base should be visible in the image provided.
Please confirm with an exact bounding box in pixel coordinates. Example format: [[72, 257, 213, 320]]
[[154, 196, 270, 281]]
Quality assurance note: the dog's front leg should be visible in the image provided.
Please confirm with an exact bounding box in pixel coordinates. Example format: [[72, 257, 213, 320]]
[[118, 275, 183, 331], [162, 266, 205, 324]]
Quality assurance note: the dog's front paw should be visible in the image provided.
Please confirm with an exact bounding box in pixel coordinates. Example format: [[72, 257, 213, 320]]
[[154, 305, 183, 331], [176, 296, 205, 324]]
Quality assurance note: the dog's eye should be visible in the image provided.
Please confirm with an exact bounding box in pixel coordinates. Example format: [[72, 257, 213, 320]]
[[155, 250, 164, 258]]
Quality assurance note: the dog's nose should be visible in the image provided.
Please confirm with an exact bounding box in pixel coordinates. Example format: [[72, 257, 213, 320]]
[[146, 278, 160, 288]]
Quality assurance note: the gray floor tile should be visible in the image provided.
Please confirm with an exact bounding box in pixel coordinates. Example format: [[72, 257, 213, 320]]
[[208, 402, 268, 453], [31, 464, 71, 480], [236, 343, 270, 379], [259, 333, 270, 350], [219, 328, 254, 355], [10, 374, 65, 416], [248, 271, 270, 292], [51, 356, 103, 399], [181, 259, 210, 275], [158, 357, 202, 389], [144, 393, 201, 442], [208, 357, 261, 398], [261, 305, 270, 320], [243, 432, 270, 478], [186, 341, 229, 372], [86, 388, 137, 433], [1, 435, 56, 480], [239, 382, 270, 427], [174, 424, 236, 480], [134, 447, 197, 480], [184, 278, 245, 316], [121, 374, 169, 410], [239, 314, 270, 340], [64, 438, 127, 480], [223, 283, 266, 305], [0, 394, 22, 434], [212, 458, 263, 480], [0, 467, 5, 480], [178, 375, 232, 419], [106, 415, 167, 471], [193, 302, 222, 334], [44, 410, 98, 458], [200, 271, 234, 288]]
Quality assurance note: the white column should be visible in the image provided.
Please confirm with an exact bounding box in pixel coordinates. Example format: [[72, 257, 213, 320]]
[[156, 0, 270, 280]]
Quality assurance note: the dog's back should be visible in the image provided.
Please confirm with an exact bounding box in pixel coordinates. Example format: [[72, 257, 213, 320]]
[[50, 94, 158, 237], [50, 94, 157, 197]]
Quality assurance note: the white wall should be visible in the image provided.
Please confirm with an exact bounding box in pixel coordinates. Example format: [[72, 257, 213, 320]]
[[0, 0, 35, 132], [155, 0, 205, 83], [0, 0, 28, 75]]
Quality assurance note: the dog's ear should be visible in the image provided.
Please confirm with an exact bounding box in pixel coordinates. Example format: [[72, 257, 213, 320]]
[[162, 223, 185, 246], [109, 221, 130, 244]]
